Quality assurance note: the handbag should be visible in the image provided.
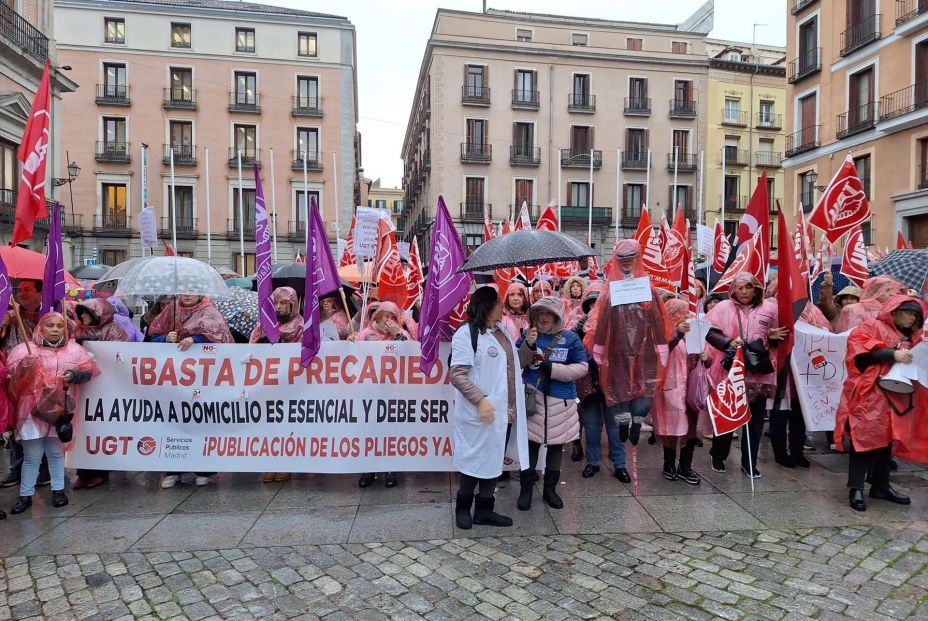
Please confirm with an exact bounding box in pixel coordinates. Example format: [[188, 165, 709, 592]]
[[736, 313, 774, 375], [524, 332, 562, 416]]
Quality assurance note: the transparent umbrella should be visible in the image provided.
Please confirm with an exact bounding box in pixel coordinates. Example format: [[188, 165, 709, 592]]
[[116, 256, 232, 299]]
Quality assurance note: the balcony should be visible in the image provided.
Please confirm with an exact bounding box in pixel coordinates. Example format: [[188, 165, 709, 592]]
[[568, 93, 596, 113], [291, 150, 323, 171], [560, 149, 602, 169], [228, 91, 260, 113], [785, 126, 820, 157], [95, 84, 130, 106], [510, 145, 540, 166], [459, 203, 490, 222], [841, 14, 881, 56], [788, 48, 821, 83], [511, 89, 539, 109], [720, 195, 748, 214], [162, 144, 196, 165], [755, 151, 783, 168], [509, 204, 540, 221], [666, 153, 698, 172], [624, 97, 651, 116], [756, 112, 783, 130], [720, 148, 749, 166], [0, 189, 16, 220], [461, 85, 490, 106], [227, 219, 256, 239], [162, 88, 197, 110], [560, 206, 612, 224], [227, 148, 260, 167], [896, 0, 928, 26], [160, 217, 198, 238], [669, 98, 697, 118], [721, 109, 749, 127], [791, 0, 817, 13], [94, 213, 131, 234], [288, 220, 307, 241], [292, 95, 323, 117], [0, 2, 49, 63], [621, 152, 649, 170], [836, 102, 877, 138], [879, 83, 928, 121], [460, 142, 492, 163], [95, 141, 130, 163]]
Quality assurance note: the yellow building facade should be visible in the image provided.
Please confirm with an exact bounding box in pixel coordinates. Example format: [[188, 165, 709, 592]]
[[704, 40, 787, 241]]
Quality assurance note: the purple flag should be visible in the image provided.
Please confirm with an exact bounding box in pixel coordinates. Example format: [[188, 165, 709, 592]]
[[419, 196, 473, 375], [300, 197, 340, 367], [253, 162, 279, 343], [0, 252, 12, 317], [40, 201, 64, 317]]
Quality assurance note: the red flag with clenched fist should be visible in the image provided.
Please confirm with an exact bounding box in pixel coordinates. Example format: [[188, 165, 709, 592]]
[[809, 155, 871, 243], [708, 348, 749, 436]]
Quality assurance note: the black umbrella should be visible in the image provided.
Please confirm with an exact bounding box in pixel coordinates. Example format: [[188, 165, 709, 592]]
[[458, 230, 594, 273], [869, 249, 928, 292], [70, 264, 112, 280], [250, 262, 358, 313]]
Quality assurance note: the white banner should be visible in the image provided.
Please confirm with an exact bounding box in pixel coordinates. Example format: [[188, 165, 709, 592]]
[[353, 207, 380, 259], [69, 342, 468, 473], [790, 322, 849, 432], [138, 207, 158, 249]]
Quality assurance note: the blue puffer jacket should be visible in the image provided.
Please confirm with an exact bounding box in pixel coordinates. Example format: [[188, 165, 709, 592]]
[[516, 296, 589, 399]]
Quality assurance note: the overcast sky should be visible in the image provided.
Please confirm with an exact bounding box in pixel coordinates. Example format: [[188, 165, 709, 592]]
[[275, 0, 787, 188]]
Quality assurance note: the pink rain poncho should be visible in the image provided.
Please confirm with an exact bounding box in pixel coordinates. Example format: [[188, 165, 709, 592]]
[[560, 276, 587, 314], [250, 287, 303, 343], [356, 301, 413, 342], [835, 276, 907, 332], [585, 239, 671, 407], [529, 280, 553, 304], [652, 299, 692, 442], [74, 299, 130, 342], [800, 302, 832, 330], [0, 353, 10, 433], [148, 296, 233, 344], [320, 296, 351, 340], [7, 312, 100, 444], [500, 282, 529, 340]]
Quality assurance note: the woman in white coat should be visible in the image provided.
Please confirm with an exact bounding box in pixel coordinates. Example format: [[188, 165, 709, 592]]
[[449, 286, 531, 529]]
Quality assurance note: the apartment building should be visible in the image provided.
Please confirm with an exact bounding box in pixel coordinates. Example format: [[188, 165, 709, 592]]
[[783, 0, 928, 248], [0, 0, 77, 250], [704, 39, 787, 240], [367, 178, 404, 234], [399, 4, 714, 261], [55, 0, 358, 271]]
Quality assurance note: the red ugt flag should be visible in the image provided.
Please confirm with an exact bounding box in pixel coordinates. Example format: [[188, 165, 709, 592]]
[[13, 59, 52, 245], [708, 348, 750, 436], [374, 218, 408, 310], [776, 207, 808, 372], [809, 155, 871, 243], [711, 219, 731, 274], [840, 225, 869, 287]]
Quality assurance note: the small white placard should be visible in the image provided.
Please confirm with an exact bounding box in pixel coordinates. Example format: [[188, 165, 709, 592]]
[[397, 242, 411, 260], [685, 314, 713, 354], [138, 207, 158, 248], [353, 207, 381, 259], [336, 238, 346, 263], [696, 224, 713, 257], [609, 276, 652, 306]]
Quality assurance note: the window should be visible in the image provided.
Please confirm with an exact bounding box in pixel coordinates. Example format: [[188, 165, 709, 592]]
[[569, 182, 590, 207], [465, 118, 487, 147], [800, 172, 815, 211], [628, 77, 648, 108], [764, 176, 776, 211], [464, 177, 485, 208], [723, 137, 740, 163], [514, 69, 536, 102], [624, 184, 645, 218], [515, 179, 533, 209], [295, 189, 321, 224], [298, 32, 317, 57], [512, 122, 533, 158], [297, 76, 319, 109], [917, 41, 928, 106], [234, 124, 257, 158], [102, 63, 126, 98], [672, 129, 689, 158], [235, 254, 256, 276], [920, 139, 928, 189], [571, 33, 588, 46], [169, 121, 193, 157], [724, 98, 741, 123], [853, 155, 871, 198], [465, 65, 486, 98], [727, 51, 741, 61], [171, 186, 194, 228], [392, 200, 405, 214], [570, 125, 592, 151], [169, 67, 193, 102], [626, 37, 642, 51], [100, 249, 127, 266], [671, 41, 687, 54], [625, 128, 647, 158], [799, 93, 817, 144], [171, 22, 191, 48], [669, 185, 690, 211], [372, 199, 387, 210], [573, 73, 590, 96], [759, 100, 775, 125], [724, 175, 740, 211], [104, 17, 125, 44], [234, 188, 257, 229], [516, 28, 532, 42], [101, 183, 127, 225], [798, 17, 818, 72], [103, 117, 126, 148], [463, 234, 483, 254], [234, 72, 257, 105], [0, 138, 18, 194], [674, 80, 692, 104], [296, 127, 319, 160], [848, 67, 874, 128], [235, 27, 255, 52]]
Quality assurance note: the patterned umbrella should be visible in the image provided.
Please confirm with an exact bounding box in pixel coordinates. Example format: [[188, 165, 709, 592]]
[[869, 249, 928, 292], [116, 256, 232, 298], [458, 229, 595, 273], [92, 256, 153, 293], [214, 286, 259, 339]]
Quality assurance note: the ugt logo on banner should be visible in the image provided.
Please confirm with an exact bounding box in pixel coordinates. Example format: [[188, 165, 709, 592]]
[[708, 348, 749, 436]]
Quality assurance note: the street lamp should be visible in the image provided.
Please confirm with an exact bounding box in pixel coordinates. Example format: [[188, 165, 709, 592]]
[[53, 160, 80, 187]]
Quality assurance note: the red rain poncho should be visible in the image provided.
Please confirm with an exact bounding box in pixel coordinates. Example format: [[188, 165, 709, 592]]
[[356, 301, 413, 342], [652, 298, 692, 440], [834, 295, 928, 462], [585, 239, 671, 406], [500, 282, 529, 340], [835, 276, 907, 332], [7, 312, 99, 445], [0, 353, 10, 433], [74, 299, 130, 342], [148, 296, 233, 344], [250, 287, 303, 343]]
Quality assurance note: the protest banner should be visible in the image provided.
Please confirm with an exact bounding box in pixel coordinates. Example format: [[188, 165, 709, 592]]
[[790, 322, 849, 432], [69, 341, 478, 473]]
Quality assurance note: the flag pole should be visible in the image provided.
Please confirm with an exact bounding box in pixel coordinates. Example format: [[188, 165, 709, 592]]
[[170, 147, 177, 251], [12, 303, 32, 355], [556, 151, 562, 231], [236, 149, 245, 277], [697, 149, 705, 228], [645, 149, 651, 216], [204, 147, 212, 265], [332, 151, 340, 240], [672, 145, 679, 223], [303, 148, 309, 237], [587, 147, 594, 244], [269, 147, 278, 262], [720, 146, 727, 226], [744, 418, 755, 495], [614, 148, 621, 241]]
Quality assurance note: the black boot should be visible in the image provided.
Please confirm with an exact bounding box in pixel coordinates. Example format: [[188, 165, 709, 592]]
[[455, 492, 474, 529], [542, 470, 563, 509], [517, 469, 534, 511], [52, 490, 69, 508], [571, 439, 583, 462], [473, 496, 513, 527], [870, 486, 911, 505], [10, 496, 32, 515], [849, 488, 866, 511]]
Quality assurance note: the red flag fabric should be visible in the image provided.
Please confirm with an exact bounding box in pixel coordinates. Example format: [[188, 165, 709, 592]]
[[712, 229, 766, 294], [536, 205, 575, 278], [708, 348, 750, 436], [13, 59, 52, 245], [641, 221, 676, 293], [712, 220, 731, 274], [792, 206, 811, 283], [493, 219, 515, 291], [513, 202, 537, 281], [633, 210, 653, 249], [587, 254, 599, 281], [808, 155, 871, 243], [164, 243, 175, 256], [776, 207, 808, 372], [374, 219, 408, 309], [734, 171, 770, 272], [483, 209, 494, 243], [840, 226, 869, 287], [405, 235, 424, 311], [664, 207, 688, 289], [535, 205, 558, 232], [339, 216, 358, 267], [896, 230, 909, 250]]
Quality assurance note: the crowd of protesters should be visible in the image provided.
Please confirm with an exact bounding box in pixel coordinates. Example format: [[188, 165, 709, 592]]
[[0, 245, 924, 523]]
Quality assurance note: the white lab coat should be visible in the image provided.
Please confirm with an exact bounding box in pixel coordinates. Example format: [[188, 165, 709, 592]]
[[450, 323, 529, 479]]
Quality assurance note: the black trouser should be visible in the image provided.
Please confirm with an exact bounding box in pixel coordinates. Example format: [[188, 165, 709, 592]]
[[8, 438, 48, 480], [848, 445, 891, 490], [769, 397, 806, 461], [664, 438, 698, 470], [458, 473, 497, 499], [527, 441, 564, 471], [710, 396, 766, 469]]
